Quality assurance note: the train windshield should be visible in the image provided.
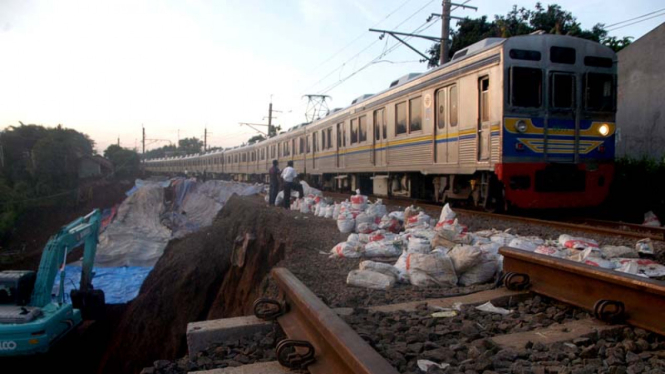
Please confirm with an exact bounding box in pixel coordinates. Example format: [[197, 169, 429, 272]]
[[585, 73, 615, 112], [510, 67, 542, 108]]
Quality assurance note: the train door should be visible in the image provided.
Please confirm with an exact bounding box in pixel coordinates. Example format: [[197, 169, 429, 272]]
[[435, 88, 448, 163], [336, 122, 345, 168], [372, 109, 386, 166], [477, 77, 491, 161]]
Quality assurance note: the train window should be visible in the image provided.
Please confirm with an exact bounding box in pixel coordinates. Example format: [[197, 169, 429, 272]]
[[359, 116, 367, 142], [306, 135, 311, 153], [351, 118, 358, 144], [374, 109, 384, 140], [326, 128, 333, 149], [300, 137, 305, 153], [450, 85, 458, 127], [550, 46, 576, 64], [409, 97, 422, 132], [480, 78, 490, 122], [437, 89, 446, 129], [343, 123, 347, 146], [585, 73, 615, 112], [509, 49, 541, 61], [395, 102, 407, 135], [321, 130, 326, 149], [337, 123, 343, 147], [551, 73, 575, 109], [584, 56, 613, 68], [510, 67, 542, 108]]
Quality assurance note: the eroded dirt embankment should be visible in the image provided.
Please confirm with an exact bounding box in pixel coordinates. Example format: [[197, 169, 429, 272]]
[[98, 195, 289, 374]]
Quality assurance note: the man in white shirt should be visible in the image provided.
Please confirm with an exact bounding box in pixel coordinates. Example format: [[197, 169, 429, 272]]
[[280, 161, 298, 209]]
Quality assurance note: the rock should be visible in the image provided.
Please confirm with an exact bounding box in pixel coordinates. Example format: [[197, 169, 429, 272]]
[[153, 360, 171, 370], [636, 339, 650, 352], [626, 351, 641, 364], [139, 368, 155, 374], [623, 340, 638, 353], [407, 342, 424, 353], [467, 345, 481, 360], [579, 345, 598, 359], [422, 348, 455, 362], [573, 338, 592, 346], [627, 361, 646, 374]]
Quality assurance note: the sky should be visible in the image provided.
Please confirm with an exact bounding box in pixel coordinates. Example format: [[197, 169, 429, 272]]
[[0, 0, 663, 154]]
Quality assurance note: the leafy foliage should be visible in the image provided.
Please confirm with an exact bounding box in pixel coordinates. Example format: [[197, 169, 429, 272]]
[[104, 144, 141, 179], [426, 3, 632, 67]]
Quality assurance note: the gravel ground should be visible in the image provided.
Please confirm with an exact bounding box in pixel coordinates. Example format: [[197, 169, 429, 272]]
[[141, 324, 293, 374], [343, 295, 665, 374]]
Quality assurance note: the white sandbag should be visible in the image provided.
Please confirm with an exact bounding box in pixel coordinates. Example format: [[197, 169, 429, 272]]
[[346, 270, 395, 290], [378, 215, 402, 233], [364, 240, 402, 257], [393, 251, 410, 283], [300, 180, 322, 197], [490, 232, 516, 246], [292, 199, 301, 211], [366, 199, 387, 218], [601, 245, 639, 259], [351, 190, 368, 210], [407, 228, 437, 241], [636, 238, 655, 255], [406, 252, 458, 287], [475, 301, 511, 315], [332, 203, 341, 219], [469, 234, 492, 246], [406, 211, 432, 229], [447, 245, 483, 273], [643, 211, 661, 227], [568, 247, 603, 262], [507, 238, 538, 252], [359, 260, 401, 279], [347, 233, 361, 243], [337, 213, 356, 234], [534, 246, 570, 258], [316, 202, 328, 217], [479, 242, 502, 256], [368, 231, 396, 242], [404, 205, 424, 224], [330, 241, 364, 258], [558, 234, 599, 249], [274, 191, 284, 206], [357, 222, 379, 234], [613, 258, 665, 278], [438, 203, 456, 224], [356, 212, 375, 225], [388, 211, 405, 222], [458, 253, 499, 286], [325, 204, 335, 219], [407, 237, 431, 254], [583, 257, 617, 269]]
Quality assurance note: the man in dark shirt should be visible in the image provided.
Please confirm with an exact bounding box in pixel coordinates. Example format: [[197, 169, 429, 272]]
[[268, 160, 280, 205]]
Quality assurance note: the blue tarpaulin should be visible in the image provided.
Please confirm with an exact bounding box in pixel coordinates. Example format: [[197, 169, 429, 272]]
[[55, 266, 153, 304]]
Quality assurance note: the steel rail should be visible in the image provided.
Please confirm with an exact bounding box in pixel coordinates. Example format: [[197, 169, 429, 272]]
[[570, 217, 665, 241], [501, 247, 665, 336], [272, 267, 399, 374]]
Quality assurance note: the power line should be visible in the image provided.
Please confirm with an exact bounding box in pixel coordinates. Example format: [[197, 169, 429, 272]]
[[606, 11, 665, 32], [318, 18, 440, 95], [300, 0, 438, 95], [306, 0, 418, 74], [605, 7, 665, 28]]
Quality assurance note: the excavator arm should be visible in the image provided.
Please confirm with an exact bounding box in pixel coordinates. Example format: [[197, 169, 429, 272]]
[[30, 210, 102, 309]]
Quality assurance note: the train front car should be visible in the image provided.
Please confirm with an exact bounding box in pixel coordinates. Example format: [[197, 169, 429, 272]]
[[498, 35, 616, 209]]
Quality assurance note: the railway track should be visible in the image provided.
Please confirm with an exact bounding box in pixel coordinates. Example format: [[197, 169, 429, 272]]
[[322, 191, 664, 241], [259, 257, 665, 373]]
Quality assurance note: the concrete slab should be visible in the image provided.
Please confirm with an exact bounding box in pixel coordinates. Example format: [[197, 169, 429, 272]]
[[490, 319, 624, 351], [189, 361, 289, 374], [368, 288, 529, 313], [187, 316, 273, 359]]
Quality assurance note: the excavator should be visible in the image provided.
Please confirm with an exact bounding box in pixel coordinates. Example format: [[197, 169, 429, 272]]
[[0, 209, 105, 356]]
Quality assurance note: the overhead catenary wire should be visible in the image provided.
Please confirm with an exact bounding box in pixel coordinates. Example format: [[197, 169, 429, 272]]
[[604, 7, 665, 28], [606, 11, 665, 32], [300, 0, 438, 95], [318, 17, 441, 95]]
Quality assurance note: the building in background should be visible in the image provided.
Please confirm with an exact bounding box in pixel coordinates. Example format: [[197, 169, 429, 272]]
[[616, 22, 665, 160]]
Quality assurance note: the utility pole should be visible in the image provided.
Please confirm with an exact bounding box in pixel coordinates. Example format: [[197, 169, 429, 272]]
[[117, 137, 120, 146], [441, 0, 451, 65], [204, 127, 207, 151], [142, 126, 145, 159], [436, 1, 478, 65], [268, 101, 273, 137], [302, 95, 331, 123]]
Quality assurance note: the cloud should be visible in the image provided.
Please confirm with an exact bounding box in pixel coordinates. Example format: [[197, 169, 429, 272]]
[[298, 0, 336, 23]]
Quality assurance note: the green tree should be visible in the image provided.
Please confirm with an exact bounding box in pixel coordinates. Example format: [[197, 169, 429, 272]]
[[104, 144, 140, 178], [247, 134, 266, 144], [178, 137, 203, 155], [426, 3, 632, 68]]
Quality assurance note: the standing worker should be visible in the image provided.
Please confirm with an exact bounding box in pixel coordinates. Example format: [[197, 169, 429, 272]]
[[268, 160, 280, 205], [281, 160, 297, 209]]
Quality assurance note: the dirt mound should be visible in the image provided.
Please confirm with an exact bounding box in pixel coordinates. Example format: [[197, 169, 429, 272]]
[[98, 195, 288, 374]]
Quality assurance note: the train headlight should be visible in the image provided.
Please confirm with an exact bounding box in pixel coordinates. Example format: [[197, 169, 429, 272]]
[[516, 120, 528, 133], [598, 123, 610, 137]]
